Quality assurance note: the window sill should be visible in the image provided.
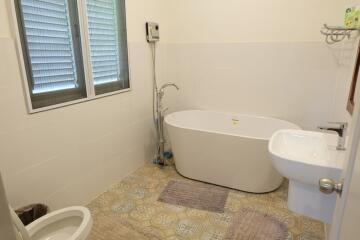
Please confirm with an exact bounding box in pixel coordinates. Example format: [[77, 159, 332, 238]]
[[28, 87, 132, 114]]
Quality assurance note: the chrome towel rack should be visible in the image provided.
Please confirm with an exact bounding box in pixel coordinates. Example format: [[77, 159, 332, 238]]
[[321, 24, 360, 44]]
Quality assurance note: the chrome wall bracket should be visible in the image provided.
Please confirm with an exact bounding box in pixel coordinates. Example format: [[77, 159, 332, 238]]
[[320, 24, 360, 44]]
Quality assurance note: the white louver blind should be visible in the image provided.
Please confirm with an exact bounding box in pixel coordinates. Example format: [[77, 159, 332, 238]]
[[87, 0, 121, 85], [20, 0, 79, 94], [16, 0, 130, 111]]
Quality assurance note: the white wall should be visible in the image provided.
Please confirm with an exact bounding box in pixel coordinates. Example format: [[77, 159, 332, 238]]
[[331, 40, 358, 123], [165, 42, 339, 129], [161, 0, 351, 130], [166, 0, 346, 43], [0, 0, 169, 210]]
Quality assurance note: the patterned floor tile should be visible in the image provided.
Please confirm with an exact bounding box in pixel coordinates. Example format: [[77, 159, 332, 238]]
[[87, 164, 324, 240]]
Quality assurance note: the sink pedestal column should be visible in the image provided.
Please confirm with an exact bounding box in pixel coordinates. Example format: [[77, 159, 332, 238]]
[[288, 180, 337, 223]]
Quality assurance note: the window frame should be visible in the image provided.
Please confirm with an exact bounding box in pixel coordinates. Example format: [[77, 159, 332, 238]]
[[10, 0, 132, 114]]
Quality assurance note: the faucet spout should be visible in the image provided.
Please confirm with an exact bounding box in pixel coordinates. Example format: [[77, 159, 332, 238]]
[[158, 82, 179, 99], [318, 127, 344, 137], [318, 122, 348, 151], [160, 82, 179, 91]]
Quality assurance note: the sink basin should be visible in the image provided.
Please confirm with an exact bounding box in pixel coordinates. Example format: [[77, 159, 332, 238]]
[[269, 129, 344, 185], [268, 129, 345, 223]]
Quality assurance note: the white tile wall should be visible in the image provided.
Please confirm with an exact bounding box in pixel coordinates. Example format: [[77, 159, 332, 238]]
[[331, 40, 358, 123], [162, 42, 341, 130], [0, 0, 171, 211], [0, 39, 163, 210]]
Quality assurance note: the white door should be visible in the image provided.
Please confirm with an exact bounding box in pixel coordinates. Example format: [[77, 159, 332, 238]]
[[330, 80, 360, 239]]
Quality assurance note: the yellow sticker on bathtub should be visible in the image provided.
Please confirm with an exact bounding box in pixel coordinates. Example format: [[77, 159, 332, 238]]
[[232, 119, 239, 125]]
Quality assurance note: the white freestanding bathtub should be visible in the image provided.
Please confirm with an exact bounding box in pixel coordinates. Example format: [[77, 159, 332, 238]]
[[165, 110, 300, 193]]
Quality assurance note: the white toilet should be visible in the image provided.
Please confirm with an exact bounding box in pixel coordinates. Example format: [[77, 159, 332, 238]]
[[10, 206, 92, 240]]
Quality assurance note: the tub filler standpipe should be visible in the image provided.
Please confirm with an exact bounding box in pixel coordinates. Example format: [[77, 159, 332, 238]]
[[147, 22, 179, 166], [154, 83, 179, 165]]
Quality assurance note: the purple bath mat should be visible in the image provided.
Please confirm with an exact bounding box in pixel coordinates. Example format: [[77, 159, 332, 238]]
[[158, 180, 229, 213]]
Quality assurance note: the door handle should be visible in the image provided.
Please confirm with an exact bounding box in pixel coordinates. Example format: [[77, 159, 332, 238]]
[[319, 178, 343, 195]]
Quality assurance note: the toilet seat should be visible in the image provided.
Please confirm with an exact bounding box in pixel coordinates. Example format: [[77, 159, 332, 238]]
[[10, 206, 92, 240]]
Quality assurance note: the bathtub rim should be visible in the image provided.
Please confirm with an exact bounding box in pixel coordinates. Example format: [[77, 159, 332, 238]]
[[165, 109, 301, 141]]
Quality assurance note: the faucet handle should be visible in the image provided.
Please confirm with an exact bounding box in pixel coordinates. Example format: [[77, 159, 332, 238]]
[[161, 107, 169, 115]]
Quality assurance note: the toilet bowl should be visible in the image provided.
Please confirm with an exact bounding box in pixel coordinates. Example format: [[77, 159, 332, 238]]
[[10, 206, 92, 240]]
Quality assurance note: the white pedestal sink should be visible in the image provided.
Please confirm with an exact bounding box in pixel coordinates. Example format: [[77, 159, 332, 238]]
[[268, 130, 345, 223]]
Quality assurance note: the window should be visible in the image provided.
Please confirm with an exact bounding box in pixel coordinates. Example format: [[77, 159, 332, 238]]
[[14, 0, 130, 111], [87, 0, 129, 95]]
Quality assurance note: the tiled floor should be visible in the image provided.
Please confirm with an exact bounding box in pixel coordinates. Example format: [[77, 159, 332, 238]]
[[87, 164, 325, 240]]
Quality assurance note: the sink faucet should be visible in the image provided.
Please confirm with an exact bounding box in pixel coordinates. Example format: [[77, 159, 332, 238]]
[[318, 122, 348, 151]]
